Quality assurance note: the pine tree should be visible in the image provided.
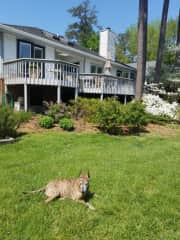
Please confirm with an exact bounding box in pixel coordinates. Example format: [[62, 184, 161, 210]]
[[65, 0, 99, 50]]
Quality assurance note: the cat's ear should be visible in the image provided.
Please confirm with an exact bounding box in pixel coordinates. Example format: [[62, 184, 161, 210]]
[[79, 169, 83, 177]]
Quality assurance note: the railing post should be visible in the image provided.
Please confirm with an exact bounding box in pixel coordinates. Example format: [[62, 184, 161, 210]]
[[124, 95, 127, 105], [24, 83, 28, 111], [75, 67, 79, 100], [100, 76, 104, 100]]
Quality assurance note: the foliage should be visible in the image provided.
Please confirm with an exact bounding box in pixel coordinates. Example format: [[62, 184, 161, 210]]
[[14, 111, 33, 127], [116, 19, 177, 63], [43, 101, 71, 123], [125, 101, 149, 129], [146, 112, 172, 124], [0, 132, 180, 239], [86, 32, 99, 52], [94, 98, 125, 134], [65, 0, 99, 50], [71, 98, 149, 134], [0, 105, 18, 138], [59, 117, 74, 131], [70, 97, 99, 121], [39, 116, 54, 129], [143, 94, 178, 119]]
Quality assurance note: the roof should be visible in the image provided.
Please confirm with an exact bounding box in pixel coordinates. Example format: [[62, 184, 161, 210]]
[[1, 23, 135, 70]]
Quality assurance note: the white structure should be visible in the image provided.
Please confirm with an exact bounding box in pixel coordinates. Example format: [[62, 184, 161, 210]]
[[0, 23, 136, 111], [99, 28, 116, 61]]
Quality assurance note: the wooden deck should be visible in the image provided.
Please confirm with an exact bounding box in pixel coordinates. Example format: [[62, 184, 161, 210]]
[[3, 58, 135, 96]]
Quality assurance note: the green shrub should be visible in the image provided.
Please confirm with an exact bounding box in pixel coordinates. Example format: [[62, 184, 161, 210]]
[[70, 97, 99, 121], [146, 113, 172, 124], [125, 101, 149, 129], [15, 111, 33, 127], [59, 117, 74, 131], [94, 98, 125, 134], [39, 116, 54, 129], [0, 105, 18, 138], [43, 102, 71, 123]]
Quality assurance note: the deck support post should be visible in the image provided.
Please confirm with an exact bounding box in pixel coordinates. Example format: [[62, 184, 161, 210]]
[[100, 77, 104, 101], [57, 85, 61, 104], [24, 83, 28, 112], [100, 93, 103, 100], [124, 95, 127, 105], [75, 88, 78, 100]]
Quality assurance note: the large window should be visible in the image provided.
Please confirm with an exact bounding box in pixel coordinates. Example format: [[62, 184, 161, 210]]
[[18, 41, 31, 58], [18, 40, 44, 59]]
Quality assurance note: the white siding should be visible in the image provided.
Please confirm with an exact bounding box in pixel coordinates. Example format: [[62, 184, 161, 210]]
[[46, 46, 55, 59], [3, 33, 16, 60]]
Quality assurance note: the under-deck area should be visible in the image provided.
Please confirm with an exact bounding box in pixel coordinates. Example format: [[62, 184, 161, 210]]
[[3, 58, 136, 111]]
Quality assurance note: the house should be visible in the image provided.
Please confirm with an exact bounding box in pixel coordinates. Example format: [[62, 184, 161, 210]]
[[0, 24, 136, 111]]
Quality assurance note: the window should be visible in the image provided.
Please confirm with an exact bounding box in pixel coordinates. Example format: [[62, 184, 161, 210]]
[[97, 67, 102, 74], [18, 40, 45, 59], [18, 41, 31, 58], [130, 72, 135, 80], [116, 70, 122, 77], [91, 65, 96, 73], [122, 72, 129, 78], [34, 46, 44, 59], [91, 65, 103, 74]]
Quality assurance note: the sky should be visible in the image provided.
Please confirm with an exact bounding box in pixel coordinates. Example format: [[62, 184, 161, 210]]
[[0, 0, 179, 36]]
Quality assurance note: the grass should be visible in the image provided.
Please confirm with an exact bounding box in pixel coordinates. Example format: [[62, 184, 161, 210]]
[[0, 132, 180, 240]]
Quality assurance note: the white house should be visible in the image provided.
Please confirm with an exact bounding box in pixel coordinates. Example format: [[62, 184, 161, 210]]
[[0, 24, 136, 111]]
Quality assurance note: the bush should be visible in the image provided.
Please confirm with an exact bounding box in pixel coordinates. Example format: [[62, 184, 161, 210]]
[[0, 105, 18, 138], [43, 102, 71, 123], [94, 99, 149, 134], [59, 117, 74, 131], [125, 101, 149, 129], [94, 98, 125, 134], [15, 111, 33, 127], [146, 113, 172, 124], [70, 97, 99, 121], [39, 116, 54, 129]]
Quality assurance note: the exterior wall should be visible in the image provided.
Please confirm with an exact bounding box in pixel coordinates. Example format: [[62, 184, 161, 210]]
[[3, 33, 17, 60], [46, 46, 55, 59]]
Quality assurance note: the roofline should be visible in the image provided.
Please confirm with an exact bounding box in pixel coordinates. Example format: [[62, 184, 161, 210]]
[[0, 23, 135, 70], [0, 24, 106, 62]]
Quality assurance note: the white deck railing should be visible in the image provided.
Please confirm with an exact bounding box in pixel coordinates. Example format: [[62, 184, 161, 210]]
[[3, 58, 79, 88], [3, 59, 135, 95], [79, 74, 135, 95]]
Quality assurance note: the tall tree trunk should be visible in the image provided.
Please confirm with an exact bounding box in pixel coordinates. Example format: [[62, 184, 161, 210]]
[[136, 0, 148, 99], [154, 0, 169, 83], [176, 8, 180, 61]]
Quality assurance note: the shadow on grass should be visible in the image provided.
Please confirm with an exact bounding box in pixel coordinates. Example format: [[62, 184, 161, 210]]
[[98, 126, 150, 137]]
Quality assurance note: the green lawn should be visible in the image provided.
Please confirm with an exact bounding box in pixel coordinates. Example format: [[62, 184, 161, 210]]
[[0, 132, 180, 240]]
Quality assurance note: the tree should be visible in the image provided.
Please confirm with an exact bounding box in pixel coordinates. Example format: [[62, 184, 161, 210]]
[[65, 0, 99, 51], [136, 0, 148, 99], [177, 9, 180, 46], [116, 19, 177, 63], [176, 9, 180, 61], [154, 0, 169, 83]]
